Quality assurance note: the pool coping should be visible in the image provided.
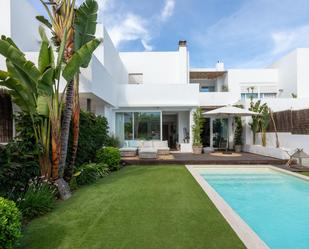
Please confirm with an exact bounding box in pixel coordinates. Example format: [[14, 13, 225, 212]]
[[187, 164, 283, 249]]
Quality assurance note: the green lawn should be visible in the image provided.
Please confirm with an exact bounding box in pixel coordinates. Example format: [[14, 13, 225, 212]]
[[21, 166, 245, 249], [301, 172, 309, 176]]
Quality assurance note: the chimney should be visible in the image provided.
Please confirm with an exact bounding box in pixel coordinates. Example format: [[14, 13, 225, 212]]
[[178, 40, 187, 48], [216, 61, 225, 71]]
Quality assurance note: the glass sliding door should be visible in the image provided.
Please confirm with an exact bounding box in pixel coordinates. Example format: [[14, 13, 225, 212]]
[[212, 118, 228, 149], [115, 111, 161, 141]]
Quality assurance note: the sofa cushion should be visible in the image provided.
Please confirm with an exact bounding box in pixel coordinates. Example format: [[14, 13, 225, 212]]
[[128, 140, 138, 148], [136, 140, 144, 148], [139, 147, 157, 153], [153, 140, 168, 148], [143, 141, 153, 148]]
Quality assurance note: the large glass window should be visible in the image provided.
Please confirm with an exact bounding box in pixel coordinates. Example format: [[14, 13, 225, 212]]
[[116, 112, 161, 142], [134, 112, 160, 140]]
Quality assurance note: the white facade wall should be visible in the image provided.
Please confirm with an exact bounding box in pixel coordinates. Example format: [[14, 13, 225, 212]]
[[101, 27, 128, 84], [227, 69, 278, 99], [117, 84, 199, 108], [269, 50, 298, 98], [297, 49, 309, 98], [253, 133, 309, 166], [120, 49, 188, 85]]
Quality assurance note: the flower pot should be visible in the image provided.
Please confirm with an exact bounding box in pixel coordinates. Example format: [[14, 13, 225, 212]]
[[192, 145, 203, 154], [234, 145, 242, 153]]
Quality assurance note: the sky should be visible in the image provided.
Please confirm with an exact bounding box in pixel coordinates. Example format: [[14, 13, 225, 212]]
[[30, 0, 309, 69]]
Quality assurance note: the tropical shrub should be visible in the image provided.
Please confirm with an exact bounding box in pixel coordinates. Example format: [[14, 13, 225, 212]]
[[96, 147, 121, 171], [234, 117, 243, 146], [75, 164, 99, 186], [0, 141, 40, 200], [95, 163, 110, 177], [192, 108, 204, 146], [0, 197, 21, 249], [18, 178, 56, 220], [67, 111, 109, 167], [106, 135, 120, 148]]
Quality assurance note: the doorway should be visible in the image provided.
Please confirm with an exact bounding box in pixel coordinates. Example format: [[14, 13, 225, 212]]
[[162, 114, 178, 149]]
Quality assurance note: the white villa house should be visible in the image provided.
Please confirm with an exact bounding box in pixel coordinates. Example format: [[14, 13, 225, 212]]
[[1, 0, 309, 160]]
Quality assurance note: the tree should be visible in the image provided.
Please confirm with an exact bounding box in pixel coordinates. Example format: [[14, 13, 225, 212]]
[[37, 0, 100, 199]]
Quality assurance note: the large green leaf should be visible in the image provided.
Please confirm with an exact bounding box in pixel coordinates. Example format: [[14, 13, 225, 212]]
[[62, 39, 100, 82], [0, 37, 41, 84], [38, 40, 54, 73], [37, 95, 50, 117], [38, 67, 54, 96], [36, 15, 52, 30], [6, 60, 38, 98], [74, 0, 99, 51], [0, 71, 36, 114]]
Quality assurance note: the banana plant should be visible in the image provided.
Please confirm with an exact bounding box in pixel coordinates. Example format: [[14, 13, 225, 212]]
[[0, 35, 52, 177], [38, 0, 101, 181]]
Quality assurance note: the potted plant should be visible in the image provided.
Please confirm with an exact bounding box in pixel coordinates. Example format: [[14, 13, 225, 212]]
[[234, 117, 243, 153], [192, 108, 204, 154]]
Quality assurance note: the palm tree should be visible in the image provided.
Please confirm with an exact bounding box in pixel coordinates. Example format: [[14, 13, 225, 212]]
[[67, 0, 99, 180]]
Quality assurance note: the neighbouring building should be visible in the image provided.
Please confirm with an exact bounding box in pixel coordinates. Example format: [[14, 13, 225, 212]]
[[1, 0, 309, 157]]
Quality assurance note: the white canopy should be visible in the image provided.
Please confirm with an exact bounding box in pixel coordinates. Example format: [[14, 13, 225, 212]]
[[203, 105, 259, 117]]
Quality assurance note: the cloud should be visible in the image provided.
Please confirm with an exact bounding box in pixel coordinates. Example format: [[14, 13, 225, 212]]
[[108, 14, 152, 51], [271, 25, 309, 55], [191, 0, 309, 68], [160, 0, 175, 21], [101, 0, 176, 51]]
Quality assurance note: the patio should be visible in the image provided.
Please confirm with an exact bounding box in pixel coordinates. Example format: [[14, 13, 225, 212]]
[[123, 152, 288, 165]]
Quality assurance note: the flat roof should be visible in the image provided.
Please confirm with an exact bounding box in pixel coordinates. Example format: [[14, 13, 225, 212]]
[[190, 71, 227, 79]]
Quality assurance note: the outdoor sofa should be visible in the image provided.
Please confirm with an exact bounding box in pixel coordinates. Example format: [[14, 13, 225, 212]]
[[120, 140, 170, 158]]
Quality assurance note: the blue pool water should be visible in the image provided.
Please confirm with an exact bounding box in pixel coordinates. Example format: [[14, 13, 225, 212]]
[[200, 167, 309, 249]]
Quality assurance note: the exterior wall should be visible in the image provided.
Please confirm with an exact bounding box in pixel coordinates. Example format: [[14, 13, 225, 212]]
[[297, 49, 309, 98], [227, 69, 278, 100], [101, 27, 128, 84], [254, 132, 309, 166], [269, 50, 298, 98], [117, 84, 199, 108], [0, 0, 11, 38], [120, 49, 188, 85], [10, 0, 40, 52]]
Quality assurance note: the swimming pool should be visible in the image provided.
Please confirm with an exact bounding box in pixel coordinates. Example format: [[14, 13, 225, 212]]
[[192, 166, 309, 249]]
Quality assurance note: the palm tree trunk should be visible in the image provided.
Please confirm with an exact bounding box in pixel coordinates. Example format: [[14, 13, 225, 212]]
[[65, 74, 80, 181], [58, 77, 75, 178], [51, 119, 61, 179]]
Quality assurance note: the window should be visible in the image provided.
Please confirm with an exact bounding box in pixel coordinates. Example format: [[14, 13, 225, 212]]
[[200, 86, 215, 92], [0, 92, 13, 143], [241, 93, 258, 100], [260, 93, 277, 99], [129, 73, 143, 84], [115, 112, 161, 143], [134, 112, 160, 140], [86, 98, 92, 112]]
